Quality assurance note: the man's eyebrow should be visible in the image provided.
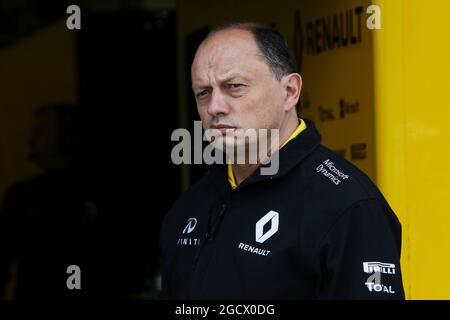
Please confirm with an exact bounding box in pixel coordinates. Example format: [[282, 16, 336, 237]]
[[218, 73, 251, 83], [192, 74, 252, 89], [191, 82, 210, 91]]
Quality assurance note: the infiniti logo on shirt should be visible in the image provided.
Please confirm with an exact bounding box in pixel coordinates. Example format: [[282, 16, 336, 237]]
[[177, 217, 200, 247], [182, 218, 197, 234]]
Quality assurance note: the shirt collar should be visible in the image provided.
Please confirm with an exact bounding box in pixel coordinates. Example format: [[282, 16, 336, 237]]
[[208, 118, 322, 198], [228, 119, 308, 189]]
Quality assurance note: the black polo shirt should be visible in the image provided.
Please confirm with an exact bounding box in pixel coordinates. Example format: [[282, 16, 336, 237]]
[[160, 119, 405, 300]]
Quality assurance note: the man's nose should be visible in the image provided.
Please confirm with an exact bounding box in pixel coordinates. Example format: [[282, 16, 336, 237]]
[[207, 91, 229, 117]]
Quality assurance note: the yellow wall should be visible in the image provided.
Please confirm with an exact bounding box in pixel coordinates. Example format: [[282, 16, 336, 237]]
[[373, 0, 450, 299], [297, 0, 375, 180], [0, 20, 78, 204]]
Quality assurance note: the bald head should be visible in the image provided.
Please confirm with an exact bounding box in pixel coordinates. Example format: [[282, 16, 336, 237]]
[[192, 28, 268, 86], [194, 22, 296, 82]]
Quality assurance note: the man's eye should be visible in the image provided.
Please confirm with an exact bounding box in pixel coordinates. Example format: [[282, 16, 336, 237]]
[[227, 83, 244, 89], [196, 90, 209, 98]]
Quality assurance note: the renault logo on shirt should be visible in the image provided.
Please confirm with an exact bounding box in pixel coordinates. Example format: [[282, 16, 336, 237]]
[[255, 210, 279, 243], [182, 218, 197, 234], [237, 211, 279, 257]]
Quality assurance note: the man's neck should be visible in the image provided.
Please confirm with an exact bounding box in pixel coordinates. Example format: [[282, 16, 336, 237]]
[[231, 163, 259, 186], [231, 115, 299, 186]]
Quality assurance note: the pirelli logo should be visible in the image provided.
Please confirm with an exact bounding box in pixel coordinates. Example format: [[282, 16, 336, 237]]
[[363, 262, 396, 275]]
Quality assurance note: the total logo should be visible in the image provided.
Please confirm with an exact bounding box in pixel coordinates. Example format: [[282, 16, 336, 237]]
[[363, 261, 396, 294], [177, 218, 201, 247], [238, 210, 279, 257], [365, 281, 395, 294]]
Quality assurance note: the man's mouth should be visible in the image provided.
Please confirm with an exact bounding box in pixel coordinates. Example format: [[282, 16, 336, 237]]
[[210, 124, 236, 135]]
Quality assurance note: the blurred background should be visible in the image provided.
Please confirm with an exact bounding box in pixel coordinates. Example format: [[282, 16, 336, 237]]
[[0, 0, 449, 299]]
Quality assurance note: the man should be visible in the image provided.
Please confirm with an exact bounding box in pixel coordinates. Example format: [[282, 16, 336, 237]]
[[0, 104, 89, 298], [0, 105, 155, 299], [160, 22, 404, 299]]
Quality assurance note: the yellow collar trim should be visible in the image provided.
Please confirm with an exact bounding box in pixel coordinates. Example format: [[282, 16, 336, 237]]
[[228, 119, 307, 189]]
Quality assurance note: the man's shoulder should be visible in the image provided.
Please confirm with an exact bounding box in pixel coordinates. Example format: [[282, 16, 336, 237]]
[[285, 144, 398, 243], [173, 172, 214, 207], [294, 144, 388, 208], [2, 177, 39, 201], [161, 171, 214, 223], [159, 171, 216, 247]]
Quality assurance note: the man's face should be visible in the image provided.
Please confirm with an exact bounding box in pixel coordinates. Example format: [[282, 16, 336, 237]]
[[191, 29, 287, 150]]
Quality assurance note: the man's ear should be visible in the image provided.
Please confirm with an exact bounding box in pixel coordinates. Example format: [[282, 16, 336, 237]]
[[283, 73, 302, 112]]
